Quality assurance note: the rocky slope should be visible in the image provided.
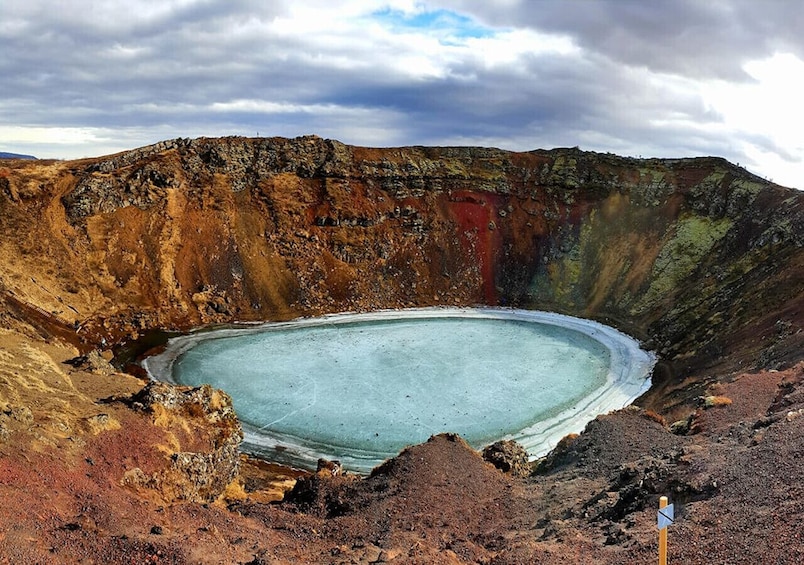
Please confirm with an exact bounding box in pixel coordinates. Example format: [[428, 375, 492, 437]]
[[0, 137, 802, 563]]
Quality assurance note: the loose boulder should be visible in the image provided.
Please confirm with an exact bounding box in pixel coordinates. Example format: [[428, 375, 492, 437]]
[[482, 439, 531, 477]]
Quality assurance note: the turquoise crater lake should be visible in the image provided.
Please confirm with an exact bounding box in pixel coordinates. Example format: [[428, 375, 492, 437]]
[[143, 308, 655, 472]]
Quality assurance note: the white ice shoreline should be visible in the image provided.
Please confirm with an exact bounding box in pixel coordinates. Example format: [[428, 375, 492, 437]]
[[143, 307, 656, 473]]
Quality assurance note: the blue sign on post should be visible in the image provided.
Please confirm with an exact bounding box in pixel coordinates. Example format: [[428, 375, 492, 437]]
[[658, 503, 675, 530]]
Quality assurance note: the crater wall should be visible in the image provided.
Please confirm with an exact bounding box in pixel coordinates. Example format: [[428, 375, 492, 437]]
[[1, 137, 802, 396]]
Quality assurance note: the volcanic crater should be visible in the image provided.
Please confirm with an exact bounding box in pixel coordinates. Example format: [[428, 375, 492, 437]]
[[0, 136, 802, 564]]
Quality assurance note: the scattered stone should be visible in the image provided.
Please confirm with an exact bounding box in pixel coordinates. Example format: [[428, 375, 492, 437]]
[[786, 408, 804, 422], [82, 413, 121, 435], [317, 458, 343, 477], [0, 402, 34, 440], [482, 440, 531, 477], [670, 415, 694, 435], [63, 350, 115, 375], [703, 395, 733, 408], [378, 547, 404, 562], [283, 471, 360, 517]]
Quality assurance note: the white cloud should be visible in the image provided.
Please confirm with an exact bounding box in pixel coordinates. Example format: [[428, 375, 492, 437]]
[[700, 52, 804, 185], [708, 53, 804, 153], [0, 126, 105, 146], [0, 1, 802, 188]]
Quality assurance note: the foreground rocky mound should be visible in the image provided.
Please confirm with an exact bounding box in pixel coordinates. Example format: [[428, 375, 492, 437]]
[[1, 338, 801, 563], [0, 137, 802, 562]]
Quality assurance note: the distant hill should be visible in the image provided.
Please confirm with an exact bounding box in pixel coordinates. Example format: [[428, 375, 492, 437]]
[[0, 151, 37, 160]]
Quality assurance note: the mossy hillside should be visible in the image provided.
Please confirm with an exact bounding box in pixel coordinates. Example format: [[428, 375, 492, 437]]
[[525, 190, 676, 316], [636, 214, 734, 313]]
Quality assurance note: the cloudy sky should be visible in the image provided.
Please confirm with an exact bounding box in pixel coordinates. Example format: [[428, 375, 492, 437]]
[[2, 0, 803, 188]]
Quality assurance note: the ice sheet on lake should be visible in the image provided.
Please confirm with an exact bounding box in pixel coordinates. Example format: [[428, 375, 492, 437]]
[[143, 308, 655, 473]]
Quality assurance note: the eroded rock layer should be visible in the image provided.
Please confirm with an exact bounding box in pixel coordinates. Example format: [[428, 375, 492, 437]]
[[2, 137, 802, 379]]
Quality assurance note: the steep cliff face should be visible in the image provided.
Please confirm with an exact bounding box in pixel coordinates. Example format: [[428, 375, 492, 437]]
[[1, 137, 802, 383]]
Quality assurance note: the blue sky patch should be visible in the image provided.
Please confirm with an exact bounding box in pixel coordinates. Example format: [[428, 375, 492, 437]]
[[371, 7, 497, 41]]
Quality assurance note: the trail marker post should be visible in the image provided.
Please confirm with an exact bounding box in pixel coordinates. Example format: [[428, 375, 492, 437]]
[[658, 496, 674, 565]]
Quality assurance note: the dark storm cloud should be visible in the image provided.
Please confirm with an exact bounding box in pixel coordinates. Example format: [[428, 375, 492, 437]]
[[444, 0, 804, 80], [1, 2, 307, 115], [0, 0, 744, 131], [1, 1, 433, 133], [325, 46, 722, 162]]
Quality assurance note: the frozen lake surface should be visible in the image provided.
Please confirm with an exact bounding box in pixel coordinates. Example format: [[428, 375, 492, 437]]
[[143, 308, 655, 472]]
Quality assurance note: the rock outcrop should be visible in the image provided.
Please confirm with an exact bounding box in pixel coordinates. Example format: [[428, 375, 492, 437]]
[[482, 439, 531, 477], [122, 381, 243, 503]]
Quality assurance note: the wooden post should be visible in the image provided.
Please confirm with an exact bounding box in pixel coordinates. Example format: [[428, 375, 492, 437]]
[[659, 496, 668, 565]]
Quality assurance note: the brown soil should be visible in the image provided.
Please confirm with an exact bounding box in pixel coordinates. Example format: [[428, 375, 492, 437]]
[[1, 327, 803, 563]]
